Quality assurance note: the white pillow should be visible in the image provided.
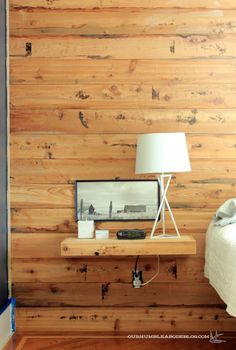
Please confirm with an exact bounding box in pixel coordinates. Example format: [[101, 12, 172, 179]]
[[216, 198, 236, 219], [214, 214, 236, 226]]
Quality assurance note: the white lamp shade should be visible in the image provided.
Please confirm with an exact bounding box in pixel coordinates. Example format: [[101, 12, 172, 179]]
[[135, 132, 191, 174]]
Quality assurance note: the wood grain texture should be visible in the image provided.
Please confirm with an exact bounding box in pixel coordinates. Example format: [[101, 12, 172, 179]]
[[6, 333, 236, 350], [10, 59, 236, 85], [11, 233, 74, 258], [10, 83, 236, 109], [9, 9, 236, 36], [15, 307, 236, 332], [9, 35, 235, 59], [10, 184, 74, 208], [11, 257, 178, 283], [9, 0, 236, 10], [11, 158, 236, 184], [10, 208, 214, 233], [10, 183, 236, 209], [10, 108, 236, 134], [11, 257, 206, 283], [10, 134, 236, 159], [61, 237, 196, 257], [6, 334, 236, 350], [11, 233, 206, 258], [12, 282, 220, 307], [9, 0, 236, 332]]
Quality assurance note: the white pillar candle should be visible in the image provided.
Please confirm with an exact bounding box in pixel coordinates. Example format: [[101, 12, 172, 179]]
[[78, 220, 94, 239]]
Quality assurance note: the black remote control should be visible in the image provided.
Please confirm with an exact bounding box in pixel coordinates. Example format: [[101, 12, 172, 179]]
[[116, 229, 146, 240]]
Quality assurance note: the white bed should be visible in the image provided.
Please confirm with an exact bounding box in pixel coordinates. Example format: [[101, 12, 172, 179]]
[[205, 221, 236, 317]]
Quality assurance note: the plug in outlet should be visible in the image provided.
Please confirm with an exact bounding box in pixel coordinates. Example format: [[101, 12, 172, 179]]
[[132, 270, 143, 288]]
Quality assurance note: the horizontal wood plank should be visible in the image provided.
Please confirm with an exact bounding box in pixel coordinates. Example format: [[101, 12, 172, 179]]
[[11, 208, 77, 233], [10, 0, 236, 10], [10, 108, 236, 134], [12, 282, 220, 307], [10, 83, 236, 109], [11, 208, 214, 233], [9, 35, 235, 59], [10, 134, 236, 159], [10, 134, 139, 160], [11, 257, 178, 283], [10, 183, 236, 209], [10, 160, 148, 184], [11, 233, 205, 258], [10, 184, 74, 208], [11, 257, 206, 283], [10, 83, 150, 109], [10, 59, 236, 85], [10, 159, 236, 185], [176, 257, 207, 283], [10, 9, 236, 36], [15, 306, 236, 332], [11, 233, 75, 258]]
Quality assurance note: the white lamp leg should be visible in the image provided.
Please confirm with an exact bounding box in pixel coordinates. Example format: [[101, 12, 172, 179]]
[[150, 174, 180, 239], [160, 175, 165, 236]]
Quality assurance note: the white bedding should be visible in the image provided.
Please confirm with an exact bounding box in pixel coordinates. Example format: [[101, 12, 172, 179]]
[[205, 222, 236, 317]]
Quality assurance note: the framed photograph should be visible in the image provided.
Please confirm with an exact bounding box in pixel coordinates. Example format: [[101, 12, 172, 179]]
[[75, 180, 160, 222]]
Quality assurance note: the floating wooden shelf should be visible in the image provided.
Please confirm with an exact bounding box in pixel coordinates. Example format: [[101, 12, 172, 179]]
[[61, 236, 196, 257]]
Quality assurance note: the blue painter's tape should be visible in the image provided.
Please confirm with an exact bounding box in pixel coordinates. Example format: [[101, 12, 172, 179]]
[[11, 298, 16, 332]]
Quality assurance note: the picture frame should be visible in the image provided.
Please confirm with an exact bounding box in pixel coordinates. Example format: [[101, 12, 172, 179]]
[[75, 180, 160, 222]]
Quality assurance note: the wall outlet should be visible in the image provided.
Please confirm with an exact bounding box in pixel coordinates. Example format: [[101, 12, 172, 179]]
[[132, 270, 143, 288]]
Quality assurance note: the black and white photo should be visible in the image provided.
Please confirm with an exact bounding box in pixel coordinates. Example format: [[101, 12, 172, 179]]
[[76, 180, 159, 221]]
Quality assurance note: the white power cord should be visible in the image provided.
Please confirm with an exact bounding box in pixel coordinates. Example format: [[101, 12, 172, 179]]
[[141, 255, 160, 286], [133, 255, 160, 287]]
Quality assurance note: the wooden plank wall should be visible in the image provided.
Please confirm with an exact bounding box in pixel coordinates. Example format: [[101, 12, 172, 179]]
[[9, 0, 236, 332]]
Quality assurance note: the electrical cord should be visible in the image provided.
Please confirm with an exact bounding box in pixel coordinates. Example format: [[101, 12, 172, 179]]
[[134, 255, 139, 272], [134, 255, 160, 287], [141, 255, 159, 286]]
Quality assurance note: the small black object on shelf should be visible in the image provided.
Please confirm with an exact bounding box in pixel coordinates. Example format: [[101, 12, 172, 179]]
[[116, 229, 146, 240]]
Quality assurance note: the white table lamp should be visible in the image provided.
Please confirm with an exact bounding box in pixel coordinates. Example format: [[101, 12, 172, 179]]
[[135, 133, 191, 239]]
